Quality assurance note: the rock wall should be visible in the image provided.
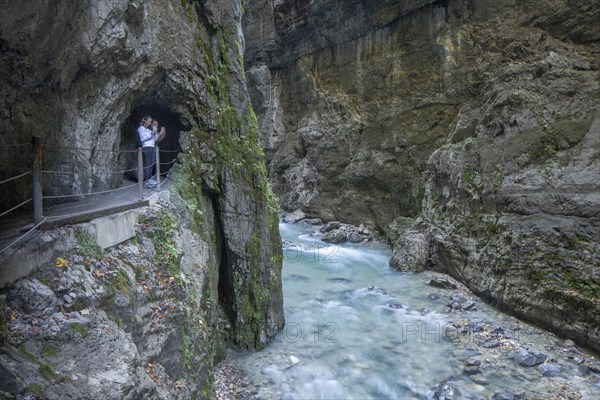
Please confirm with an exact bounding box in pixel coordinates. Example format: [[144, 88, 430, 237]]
[[243, 0, 600, 351], [1, 0, 284, 397], [1, 200, 223, 398]]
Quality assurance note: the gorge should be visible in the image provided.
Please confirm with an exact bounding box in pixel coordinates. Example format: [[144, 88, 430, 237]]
[[0, 0, 599, 399]]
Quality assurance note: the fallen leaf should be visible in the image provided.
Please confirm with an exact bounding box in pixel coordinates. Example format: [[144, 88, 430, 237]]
[[55, 257, 68, 268]]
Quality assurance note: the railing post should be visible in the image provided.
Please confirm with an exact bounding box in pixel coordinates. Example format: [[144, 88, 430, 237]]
[[137, 147, 144, 200], [32, 136, 43, 224], [155, 145, 161, 190]]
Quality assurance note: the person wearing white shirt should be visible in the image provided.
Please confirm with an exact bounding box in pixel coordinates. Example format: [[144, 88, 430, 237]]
[[138, 115, 159, 183]]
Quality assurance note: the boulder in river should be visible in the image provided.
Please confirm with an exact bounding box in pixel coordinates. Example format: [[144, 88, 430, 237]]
[[320, 221, 342, 233], [322, 229, 347, 244], [284, 209, 306, 223], [514, 350, 547, 367], [433, 379, 462, 400], [429, 277, 457, 290], [347, 232, 363, 243], [301, 218, 322, 225], [538, 363, 561, 377]]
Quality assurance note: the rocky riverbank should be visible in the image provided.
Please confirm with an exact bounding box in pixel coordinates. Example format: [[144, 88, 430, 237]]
[[421, 272, 600, 400], [282, 210, 379, 245], [212, 359, 259, 400]]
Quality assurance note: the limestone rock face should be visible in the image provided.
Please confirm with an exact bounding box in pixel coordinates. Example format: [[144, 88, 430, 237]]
[[1, 0, 284, 397], [244, 0, 600, 351]]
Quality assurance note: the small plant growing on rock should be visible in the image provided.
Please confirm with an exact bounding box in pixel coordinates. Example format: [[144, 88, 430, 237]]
[[74, 230, 103, 260]]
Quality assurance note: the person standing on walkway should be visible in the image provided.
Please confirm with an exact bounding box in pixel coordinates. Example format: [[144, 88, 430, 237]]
[[138, 115, 158, 186]]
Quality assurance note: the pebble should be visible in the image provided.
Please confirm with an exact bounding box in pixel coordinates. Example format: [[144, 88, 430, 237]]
[[213, 359, 257, 400], [429, 292, 440, 300], [468, 322, 484, 333], [538, 363, 561, 377], [493, 392, 515, 400], [463, 366, 481, 375], [482, 339, 501, 348], [465, 358, 481, 367]]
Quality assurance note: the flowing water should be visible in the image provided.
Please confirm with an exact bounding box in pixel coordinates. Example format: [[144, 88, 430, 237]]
[[232, 223, 600, 399]]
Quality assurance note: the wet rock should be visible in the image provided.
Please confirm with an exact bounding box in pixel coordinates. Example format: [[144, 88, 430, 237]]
[[464, 358, 481, 367], [468, 322, 484, 333], [284, 209, 305, 223], [492, 327, 505, 335], [470, 374, 488, 385], [347, 232, 363, 243], [282, 240, 300, 249], [463, 366, 481, 375], [493, 392, 515, 400], [587, 363, 600, 374], [578, 364, 591, 375], [451, 294, 467, 303], [514, 350, 547, 367], [433, 379, 462, 400], [320, 221, 342, 233], [301, 218, 322, 225], [322, 229, 347, 244], [573, 356, 585, 365], [386, 303, 404, 310], [562, 339, 576, 347], [367, 286, 388, 296], [429, 293, 440, 301], [482, 339, 501, 349], [429, 277, 457, 290], [447, 294, 477, 311], [388, 230, 428, 272], [538, 363, 560, 377]]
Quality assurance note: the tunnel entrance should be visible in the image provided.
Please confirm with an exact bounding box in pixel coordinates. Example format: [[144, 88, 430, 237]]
[[119, 103, 189, 181]]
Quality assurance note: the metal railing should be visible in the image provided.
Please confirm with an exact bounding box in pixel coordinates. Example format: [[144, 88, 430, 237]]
[[0, 136, 179, 254]]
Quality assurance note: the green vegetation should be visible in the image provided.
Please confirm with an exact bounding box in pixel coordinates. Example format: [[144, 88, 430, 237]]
[[38, 364, 62, 381], [174, 26, 282, 352], [19, 347, 39, 364], [245, 234, 262, 258], [42, 345, 59, 358], [462, 163, 484, 196], [69, 323, 89, 338], [0, 299, 9, 342], [200, 376, 213, 399], [527, 267, 545, 283], [26, 384, 44, 398], [149, 210, 182, 277], [110, 268, 130, 294], [182, 334, 192, 371], [74, 230, 103, 259], [133, 264, 143, 281]]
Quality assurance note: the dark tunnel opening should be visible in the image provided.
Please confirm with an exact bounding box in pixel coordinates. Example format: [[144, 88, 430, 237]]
[[119, 103, 190, 181]]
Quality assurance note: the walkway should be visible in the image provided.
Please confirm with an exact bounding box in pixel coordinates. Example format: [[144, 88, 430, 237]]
[[0, 138, 178, 257]]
